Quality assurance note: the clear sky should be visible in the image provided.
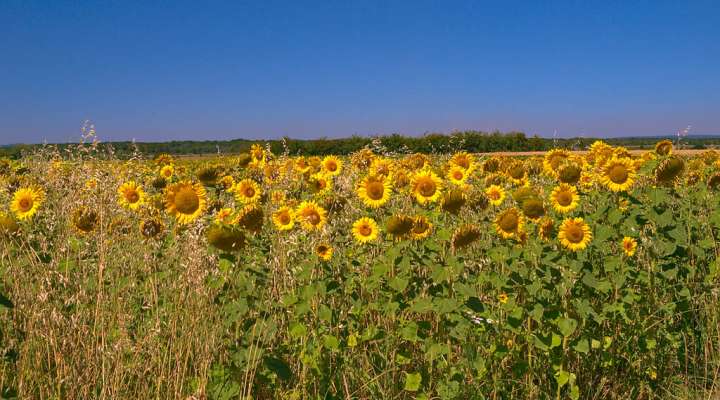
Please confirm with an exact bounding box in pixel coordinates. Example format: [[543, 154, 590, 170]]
[[1, 0, 719, 144]]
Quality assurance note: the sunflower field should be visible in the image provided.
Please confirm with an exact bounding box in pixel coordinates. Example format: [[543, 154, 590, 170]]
[[1, 139, 720, 399]]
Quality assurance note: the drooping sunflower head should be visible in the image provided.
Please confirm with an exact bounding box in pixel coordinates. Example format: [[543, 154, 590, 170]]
[[521, 197, 545, 220], [0, 212, 20, 235], [411, 170, 443, 204], [512, 186, 537, 205], [295, 201, 327, 231], [440, 189, 467, 215], [151, 176, 168, 190], [505, 161, 527, 185], [154, 153, 175, 166], [352, 217, 379, 244], [600, 158, 636, 192], [707, 172, 720, 190], [370, 158, 394, 178], [494, 207, 524, 239], [235, 205, 264, 233], [196, 165, 220, 186], [321, 156, 342, 176], [164, 181, 207, 225], [236, 153, 253, 168], [558, 217, 592, 251], [538, 217, 554, 241], [483, 157, 501, 174], [557, 162, 582, 185], [11, 187, 45, 220], [140, 217, 164, 239], [272, 206, 295, 231], [357, 175, 392, 208], [71, 206, 99, 234], [656, 157, 685, 184], [451, 224, 482, 250], [411, 215, 432, 240], [484, 185, 506, 206], [206, 224, 246, 252], [622, 236, 637, 257], [655, 139, 673, 156], [404, 153, 429, 170], [385, 215, 415, 239], [118, 181, 145, 210], [392, 169, 412, 191], [315, 243, 333, 261], [550, 183, 579, 213]]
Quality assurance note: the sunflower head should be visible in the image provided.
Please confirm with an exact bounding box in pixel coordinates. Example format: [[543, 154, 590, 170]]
[[557, 163, 582, 185], [233, 179, 262, 204], [521, 197, 545, 220], [543, 149, 570, 177], [483, 157, 501, 174], [322, 156, 343, 176], [447, 166, 469, 185], [494, 207, 524, 239], [71, 206, 99, 234], [600, 158, 636, 192], [296, 201, 327, 231], [512, 186, 538, 204], [316, 243, 333, 261], [151, 176, 168, 190], [622, 236, 637, 257], [707, 172, 720, 190], [451, 224, 482, 250], [538, 217, 554, 241], [411, 170, 443, 204], [164, 181, 207, 224], [558, 217, 592, 251], [385, 215, 415, 239], [309, 173, 332, 195], [656, 157, 685, 184], [11, 187, 44, 220], [441, 189, 467, 215], [358, 175, 392, 208], [196, 165, 221, 186], [118, 181, 145, 210], [449, 152, 476, 171], [154, 153, 175, 165], [272, 206, 295, 231], [236, 205, 264, 233], [411, 215, 432, 240], [0, 212, 19, 235], [140, 217, 165, 239], [206, 224, 246, 252], [352, 217, 379, 244], [237, 153, 253, 168], [655, 140, 673, 156], [159, 165, 174, 179], [505, 161, 527, 184], [485, 185, 506, 206], [550, 183, 579, 213]]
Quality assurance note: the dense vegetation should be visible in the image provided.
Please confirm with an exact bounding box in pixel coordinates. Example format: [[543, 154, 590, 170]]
[[2, 130, 718, 159], [1, 139, 719, 399]]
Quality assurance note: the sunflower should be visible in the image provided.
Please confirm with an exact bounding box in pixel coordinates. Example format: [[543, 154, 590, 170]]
[[655, 139, 673, 156], [370, 158, 394, 177], [11, 187, 45, 220], [357, 175, 392, 208], [656, 157, 685, 184], [557, 162, 581, 185], [538, 217, 554, 241], [498, 293, 509, 304], [441, 189, 467, 214], [159, 165, 174, 179], [215, 208, 235, 224], [219, 175, 235, 190], [449, 152, 476, 171], [235, 205, 264, 233], [272, 206, 295, 231], [233, 179, 262, 204], [71, 206, 99, 234], [558, 217, 592, 251], [196, 165, 220, 186], [521, 197, 545, 220], [316, 243, 333, 261], [411, 215, 432, 240], [385, 215, 415, 239], [483, 157, 501, 174], [446, 166, 469, 186], [600, 158, 636, 192], [543, 149, 570, 177], [206, 224, 246, 252], [411, 170, 443, 204], [295, 201, 327, 231], [505, 161, 527, 185], [352, 217, 379, 243], [707, 172, 720, 190], [485, 185, 506, 206], [622, 236, 637, 257], [0, 211, 20, 235], [309, 173, 333, 195], [451, 224, 481, 250], [321, 156, 343, 176], [118, 181, 145, 210], [512, 186, 537, 204], [140, 217, 164, 239], [550, 184, 579, 213], [164, 181, 207, 224], [494, 207, 524, 239]]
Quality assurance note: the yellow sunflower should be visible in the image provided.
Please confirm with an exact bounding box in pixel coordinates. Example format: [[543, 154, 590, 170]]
[[321, 156, 343, 176], [352, 217, 379, 243], [449, 151, 476, 171], [411, 170, 443, 204], [309, 172, 333, 195], [159, 165, 174, 179], [215, 208, 235, 224], [446, 166, 469, 185], [485, 185, 506, 206], [118, 181, 145, 210], [411, 215, 432, 240], [550, 183, 579, 213], [272, 206, 295, 231], [505, 161, 527, 185], [164, 181, 207, 224], [233, 179, 262, 204], [622, 236, 637, 257], [219, 175, 235, 190], [357, 175, 392, 208], [599, 158, 636, 192], [10, 187, 45, 220], [543, 149, 571, 177], [494, 207, 524, 239], [558, 217, 592, 251], [295, 201, 327, 231], [316, 243, 333, 261], [655, 139, 673, 156]]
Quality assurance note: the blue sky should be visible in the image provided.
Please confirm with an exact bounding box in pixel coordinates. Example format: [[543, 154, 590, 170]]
[[1, 0, 719, 144]]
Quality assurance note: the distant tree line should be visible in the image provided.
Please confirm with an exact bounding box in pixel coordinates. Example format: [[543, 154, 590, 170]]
[[1, 131, 718, 159]]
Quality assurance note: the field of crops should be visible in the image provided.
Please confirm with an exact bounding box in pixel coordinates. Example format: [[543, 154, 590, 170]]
[[1, 139, 720, 399]]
